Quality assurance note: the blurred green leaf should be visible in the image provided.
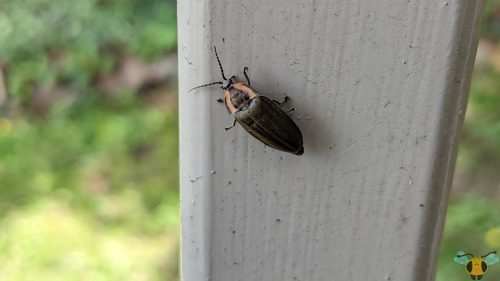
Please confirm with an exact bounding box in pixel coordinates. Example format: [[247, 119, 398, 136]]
[[0, 0, 179, 280]]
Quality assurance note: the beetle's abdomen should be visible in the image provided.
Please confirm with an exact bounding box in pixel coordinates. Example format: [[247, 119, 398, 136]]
[[234, 96, 304, 155]]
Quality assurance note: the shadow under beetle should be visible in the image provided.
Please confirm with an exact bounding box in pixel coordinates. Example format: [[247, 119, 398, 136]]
[[189, 46, 304, 155]]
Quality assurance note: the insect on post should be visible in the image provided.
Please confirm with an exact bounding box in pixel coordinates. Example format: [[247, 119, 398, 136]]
[[189, 46, 304, 155]]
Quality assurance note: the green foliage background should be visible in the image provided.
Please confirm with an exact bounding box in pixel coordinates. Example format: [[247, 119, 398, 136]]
[[0, 0, 179, 280]]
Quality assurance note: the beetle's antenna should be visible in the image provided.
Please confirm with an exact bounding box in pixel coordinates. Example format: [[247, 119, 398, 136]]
[[213, 46, 227, 80], [481, 251, 497, 258], [188, 81, 223, 93]]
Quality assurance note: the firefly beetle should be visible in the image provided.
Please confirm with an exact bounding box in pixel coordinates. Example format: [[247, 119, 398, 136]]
[[189, 46, 304, 155]]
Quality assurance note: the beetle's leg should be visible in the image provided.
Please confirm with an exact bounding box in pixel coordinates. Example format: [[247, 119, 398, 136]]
[[273, 96, 295, 113], [273, 96, 290, 106], [243, 67, 250, 85], [225, 119, 237, 131], [217, 98, 224, 103]]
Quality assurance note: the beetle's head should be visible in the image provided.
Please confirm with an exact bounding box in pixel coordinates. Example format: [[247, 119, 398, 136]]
[[222, 76, 236, 90]]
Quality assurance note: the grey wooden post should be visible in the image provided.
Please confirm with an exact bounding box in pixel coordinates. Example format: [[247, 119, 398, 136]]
[[178, 0, 486, 280]]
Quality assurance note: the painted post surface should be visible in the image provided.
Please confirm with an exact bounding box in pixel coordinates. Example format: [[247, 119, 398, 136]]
[[178, 0, 485, 280]]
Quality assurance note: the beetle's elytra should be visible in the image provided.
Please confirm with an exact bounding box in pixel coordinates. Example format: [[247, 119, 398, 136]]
[[189, 46, 304, 155]]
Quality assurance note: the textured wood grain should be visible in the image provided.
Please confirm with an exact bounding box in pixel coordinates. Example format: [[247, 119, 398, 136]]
[[178, 0, 485, 280]]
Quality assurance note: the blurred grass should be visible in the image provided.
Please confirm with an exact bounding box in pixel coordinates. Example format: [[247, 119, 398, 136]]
[[437, 0, 500, 279], [0, 0, 179, 280]]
